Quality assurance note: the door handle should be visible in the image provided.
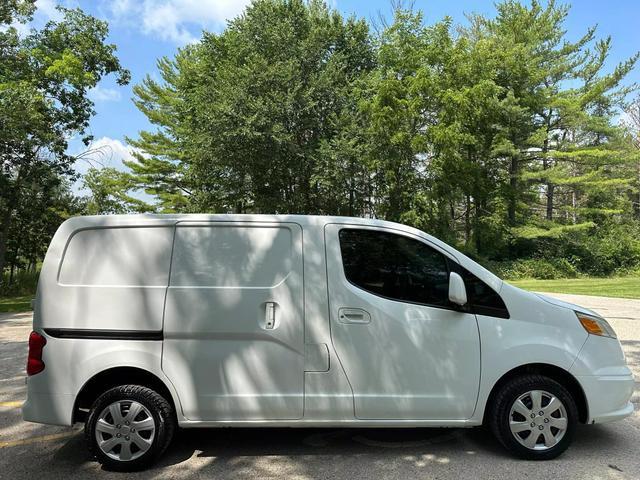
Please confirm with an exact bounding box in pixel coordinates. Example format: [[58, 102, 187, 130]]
[[265, 302, 276, 329], [338, 308, 371, 324]]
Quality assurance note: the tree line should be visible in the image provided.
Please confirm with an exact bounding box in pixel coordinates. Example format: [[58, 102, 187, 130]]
[[2, 0, 640, 291], [0, 0, 128, 290]]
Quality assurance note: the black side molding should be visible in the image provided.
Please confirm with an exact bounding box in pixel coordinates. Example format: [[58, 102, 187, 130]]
[[44, 328, 163, 341]]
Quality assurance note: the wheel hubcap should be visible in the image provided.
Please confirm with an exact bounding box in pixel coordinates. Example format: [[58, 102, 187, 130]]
[[509, 390, 568, 451], [95, 400, 156, 462]]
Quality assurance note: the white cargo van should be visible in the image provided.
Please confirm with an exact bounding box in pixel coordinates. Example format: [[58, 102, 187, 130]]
[[23, 215, 634, 470]]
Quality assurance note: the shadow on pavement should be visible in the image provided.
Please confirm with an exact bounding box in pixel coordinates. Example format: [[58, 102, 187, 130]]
[[40, 423, 630, 472]]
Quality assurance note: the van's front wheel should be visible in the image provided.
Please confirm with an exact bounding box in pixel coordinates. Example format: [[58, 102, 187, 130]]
[[489, 374, 578, 460], [85, 385, 176, 471]]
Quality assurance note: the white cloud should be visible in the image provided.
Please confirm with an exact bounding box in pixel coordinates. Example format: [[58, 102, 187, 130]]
[[88, 85, 122, 102], [79, 137, 137, 172], [618, 110, 632, 127], [109, 0, 133, 17], [106, 0, 251, 44], [35, 0, 64, 22]]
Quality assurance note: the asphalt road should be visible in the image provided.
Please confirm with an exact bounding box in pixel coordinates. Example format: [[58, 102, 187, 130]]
[[1, 293, 638, 479]]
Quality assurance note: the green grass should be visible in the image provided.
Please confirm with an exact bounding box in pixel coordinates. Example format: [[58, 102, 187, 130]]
[[0, 295, 33, 313], [509, 276, 640, 299]]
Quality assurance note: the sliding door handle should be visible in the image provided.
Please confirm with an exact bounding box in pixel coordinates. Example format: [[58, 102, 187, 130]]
[[338, 308, 371, 324], [265, 302, 276, 329]]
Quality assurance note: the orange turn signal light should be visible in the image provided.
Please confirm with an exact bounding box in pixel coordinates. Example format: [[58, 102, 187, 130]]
[[576, 312, 616, 338], [578, 316, 605, 336]]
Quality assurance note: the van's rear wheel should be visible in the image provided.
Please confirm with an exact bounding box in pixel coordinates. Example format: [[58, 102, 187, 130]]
[[489, 374, 577, 460], [85, 385, 175, 471]]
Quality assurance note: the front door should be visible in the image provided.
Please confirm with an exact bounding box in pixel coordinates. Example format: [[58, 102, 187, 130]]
[[162, 221, 304, 421], [325, 224, 480, 420]]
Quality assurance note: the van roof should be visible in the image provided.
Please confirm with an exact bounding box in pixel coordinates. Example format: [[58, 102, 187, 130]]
[[58, 214, 503, 292], [64, 213, 406, 227]]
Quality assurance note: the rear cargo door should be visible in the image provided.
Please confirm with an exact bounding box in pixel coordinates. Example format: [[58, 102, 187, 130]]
[[162, 221, 305, 421]]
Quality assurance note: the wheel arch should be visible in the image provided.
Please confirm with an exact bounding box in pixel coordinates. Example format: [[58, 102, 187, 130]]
[[73, 366, 178, 423], [482, 363, 588, 424]]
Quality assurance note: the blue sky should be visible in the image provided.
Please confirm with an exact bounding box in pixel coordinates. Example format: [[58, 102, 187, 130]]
[[21, 0, 640, 180]]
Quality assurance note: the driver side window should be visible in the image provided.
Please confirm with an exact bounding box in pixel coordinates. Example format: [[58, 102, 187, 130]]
[[338, 228, 450, 307]]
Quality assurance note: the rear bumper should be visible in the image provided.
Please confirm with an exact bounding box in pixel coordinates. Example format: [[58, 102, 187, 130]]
[[22, 390, 74, 426], [576, 373, 635, 424]]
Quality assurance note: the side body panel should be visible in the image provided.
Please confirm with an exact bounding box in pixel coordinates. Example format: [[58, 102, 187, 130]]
[[36, 220, 174, 332], [300, 222, 356, 420], [161, 222, 305, 421], [26, 217, 180, 426], [469, 283, 589, 424]]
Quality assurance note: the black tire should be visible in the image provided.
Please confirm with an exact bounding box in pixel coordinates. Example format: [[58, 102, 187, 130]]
[[488, 374, 578, 460], [85, 385, 176, 471]]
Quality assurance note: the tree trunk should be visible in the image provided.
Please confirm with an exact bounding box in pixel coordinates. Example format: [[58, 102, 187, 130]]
[[465, 194, 471, 247], [0, 208, 11, 285], [474, 200, 482, 253], [508, 156, 518, 225], [636, 161, 640, 220], [348, 167, 355, 217], [0, 164, 23, 284], [542, 114, 554, 221], [546, 183, 555, 221]]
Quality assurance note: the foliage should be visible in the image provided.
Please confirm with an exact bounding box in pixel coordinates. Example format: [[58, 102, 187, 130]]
[[488, 258, 579, 280], [0, 295, 33, 312], [622, 94, 640, 218], [118, 0, 639, 274], [0, 0, 36, 24], [488, 220, 640, 278], [83, 167, 152, 215], [0, 271, 38, 297], [510, 276, 640, 299], [0, 2, 129, 283], [5, 171, 85, 270], [3, 0, 640, 287], [126, 0, 375, 214], [564, 222, 640, 276]]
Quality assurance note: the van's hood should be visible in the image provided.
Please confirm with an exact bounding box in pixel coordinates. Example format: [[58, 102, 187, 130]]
[[534, 293, 600, 317]]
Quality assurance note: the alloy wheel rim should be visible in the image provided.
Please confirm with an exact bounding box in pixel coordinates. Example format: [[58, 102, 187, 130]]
[[95, 400, 156, 462], [508, 389, 568, 451]]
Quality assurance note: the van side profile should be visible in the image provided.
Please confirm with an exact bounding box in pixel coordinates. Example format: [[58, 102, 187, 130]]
[[23, 215, 634, 470]]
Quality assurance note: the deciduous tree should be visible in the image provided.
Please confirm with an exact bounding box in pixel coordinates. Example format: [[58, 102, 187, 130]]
[[0, 3, 129, 280]]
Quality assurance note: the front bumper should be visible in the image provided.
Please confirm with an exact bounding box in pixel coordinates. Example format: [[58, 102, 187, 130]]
[[576, 373, 635, 424]]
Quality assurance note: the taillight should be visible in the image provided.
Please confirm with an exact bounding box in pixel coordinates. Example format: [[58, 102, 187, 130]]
[[27, 331, 46, 376]]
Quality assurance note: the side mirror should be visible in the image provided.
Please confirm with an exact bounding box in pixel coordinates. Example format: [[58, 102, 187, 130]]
[[448, 271, 467, 306]]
